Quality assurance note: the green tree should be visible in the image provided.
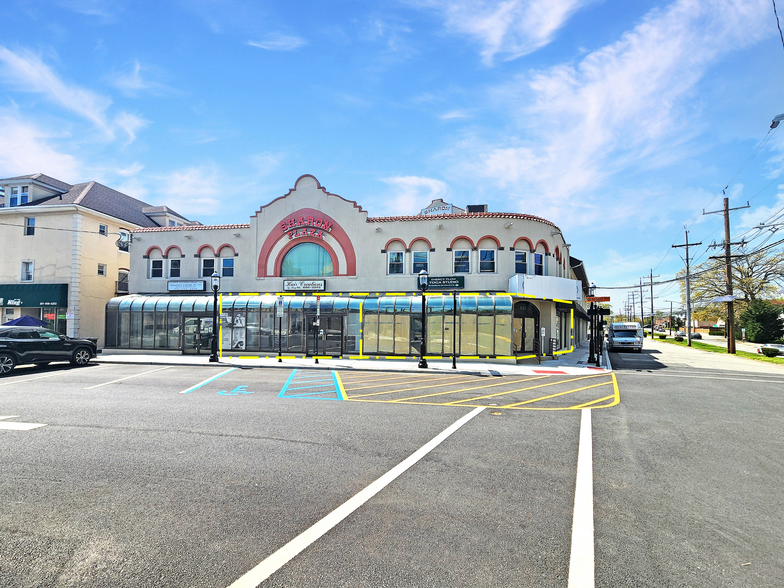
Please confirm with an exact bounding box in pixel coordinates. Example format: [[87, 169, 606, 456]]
[[739, 299, 784, 343]]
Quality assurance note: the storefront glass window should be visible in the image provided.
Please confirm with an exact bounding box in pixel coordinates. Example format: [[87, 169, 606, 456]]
[[459, 296, 477, 355], [477, 296, 495, 355], [281, 243, 333, 277]]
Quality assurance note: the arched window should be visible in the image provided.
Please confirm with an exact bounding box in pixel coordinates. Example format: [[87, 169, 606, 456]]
[[281, 243, 334, 277]]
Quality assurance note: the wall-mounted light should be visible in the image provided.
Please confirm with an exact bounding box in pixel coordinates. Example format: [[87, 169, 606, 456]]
[[437, 224, 443, 230], [184, 234, 192, 239], [233, 232, 241, 237], [505, 222, 513, 229], [375, 227, 381, 232]]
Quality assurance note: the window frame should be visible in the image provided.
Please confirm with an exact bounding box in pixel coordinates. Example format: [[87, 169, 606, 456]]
[[387, 251, 404, 275], [21, 260, 34, 282], [515, 250, 527, 274], [98, 263, 107, 277], [118, 229, 130, 252], [221, 257, 234, 278], [412, 251, 429, 274], [534, 253, 544, 276], [201, 258, 216, 277], [149, 259, 164, 279], [453, 249, 470, 274], [24, 217, 35, 236], [479, 249, 496, 273], [99, 224, 108, 236], [168, 258, 181, 279]]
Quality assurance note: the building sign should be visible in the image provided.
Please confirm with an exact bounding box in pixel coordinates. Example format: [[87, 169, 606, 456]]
[[425, 276, 465, 289], [0, 284, 68, 307], [586, 296, 610, 302], [167, 280, 206, 292], [284, 280, 326, 292], [420, 202, 454, 216], [280, 216, 333, 241]]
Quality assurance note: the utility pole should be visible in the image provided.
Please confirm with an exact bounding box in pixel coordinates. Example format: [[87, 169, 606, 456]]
[[640, 270, 660, 339], [670, 301, 673, 335], [639, 279, 645, 329], [704, 197, 749, 354], [673, 229, 702, 347]]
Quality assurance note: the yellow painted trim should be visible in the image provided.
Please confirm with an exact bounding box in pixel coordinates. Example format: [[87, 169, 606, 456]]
[[384, 293, 407, 296], [334, 371, 346, 400], [384, 356, 408, 359], [553, 299, 573, 304], [238, 292, 261, 296], [348, 355, 370, 359], [238, 356, 259, 359], [461, 355, 480, 359], [385, 376, 548, 403], [518, 354, 537, 359], [350, 293, 370, 296], [459, 293, 482, 296]]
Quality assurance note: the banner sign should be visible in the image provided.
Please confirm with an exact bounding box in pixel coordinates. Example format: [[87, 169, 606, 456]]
[[167, 280, 206, 292], [426, 276, 465, 289], [284, 280, 326, 291], [0, 284, 68, 307], [586, 296, 610, 302]]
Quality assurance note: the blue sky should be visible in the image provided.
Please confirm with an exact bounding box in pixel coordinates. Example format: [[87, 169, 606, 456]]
[[2, 0, 784, 312]]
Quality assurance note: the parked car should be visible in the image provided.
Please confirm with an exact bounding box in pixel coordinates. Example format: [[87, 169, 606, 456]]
[[691, 332, 702, 339], [675, 330, 686, 337], [0, 327, 100, 376], [756, 343, 784, 356]]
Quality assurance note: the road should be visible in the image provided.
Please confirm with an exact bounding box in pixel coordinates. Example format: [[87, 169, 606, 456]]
[[0, 343, 782, 587]]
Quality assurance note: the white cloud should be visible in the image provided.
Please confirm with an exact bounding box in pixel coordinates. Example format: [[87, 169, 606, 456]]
[[440, 110, 473, 120], [0, 46, 149, 145], [0, 111, 82, 180], [411, 0, 593, 65], [109, 60, 173, 97], [444, 0, 771, 222], [377, 176, 450, 215], [156, 165, 223, 216], [247, 34, 306, 51]]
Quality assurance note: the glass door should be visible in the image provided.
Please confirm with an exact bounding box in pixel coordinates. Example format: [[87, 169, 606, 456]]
[[306, 314, 343, 356], [183, 315, 213, 354]]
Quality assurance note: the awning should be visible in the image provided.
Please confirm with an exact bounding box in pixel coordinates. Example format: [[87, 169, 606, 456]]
[[0, 284, 68, 307]]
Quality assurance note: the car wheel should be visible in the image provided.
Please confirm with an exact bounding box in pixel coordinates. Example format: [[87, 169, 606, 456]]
[[71, 347, 91, 366], [0, 354, 15, 376]]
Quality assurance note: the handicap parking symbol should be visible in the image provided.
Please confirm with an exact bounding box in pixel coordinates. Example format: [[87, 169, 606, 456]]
[[218, 385, 254, 396]]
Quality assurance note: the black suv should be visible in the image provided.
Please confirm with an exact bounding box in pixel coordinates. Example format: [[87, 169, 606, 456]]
[[0, 327, 100, 376]]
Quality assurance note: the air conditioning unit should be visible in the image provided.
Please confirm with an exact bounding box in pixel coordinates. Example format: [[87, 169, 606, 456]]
[[466, 204, 488, 213]]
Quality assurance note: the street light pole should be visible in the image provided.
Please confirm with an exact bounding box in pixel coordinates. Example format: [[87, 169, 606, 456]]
[[418, 269, 428, 369], [587, 282, 596, 364], [209, 271, 220, 362]]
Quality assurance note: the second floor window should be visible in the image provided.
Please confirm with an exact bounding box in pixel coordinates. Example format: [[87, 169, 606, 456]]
[[169, 259, 181, 278], [150, 259, 163, 278], [24, 217, 35, 236], [515, 251, 527, 274], [201, 258, 215, 277], [21, 186, 28, 204], [412, 251, 428, 274], [534, 253, 544, 276], [479, 249, 495, 273], [10, 188, 18, 207], [388, 251, 404, 275], [454, 250, 470, 273], [99, 224, 108, 236], [221, 258, 234, 277], [21, 260, 33, 282], [98, 264, 107, 276]]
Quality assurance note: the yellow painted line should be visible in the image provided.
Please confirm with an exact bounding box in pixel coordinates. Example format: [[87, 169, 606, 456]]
[[461, 356, 480, 359], [423, 356, 442, 359], [238, 292, 261, 296], [359, 300, 363, 356], [499, 380, 613, 409], [347, 355, 370, 359], [238, 356, 259, 359], [569, 394, 615, 409], [553, 299, 573, 304], [350, 293, 370, 296], [334, 371, 346, 401], [446, 374, 608, 405], [459, 293, 481, 296], [384, 356, 407, 360], [518, 354, 537, 359], [495, 356, 516, 359], [344, 374, 461, 392], [384, 293, 407, 296], [347, 375, 481, 399], [389, 376, 549, 403]]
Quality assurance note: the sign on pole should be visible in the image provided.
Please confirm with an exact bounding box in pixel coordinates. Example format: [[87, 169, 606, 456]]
[[586, 296, 610, 302]]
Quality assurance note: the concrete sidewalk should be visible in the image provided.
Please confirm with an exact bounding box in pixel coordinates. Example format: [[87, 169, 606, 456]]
[[96, 341, 611, 376]]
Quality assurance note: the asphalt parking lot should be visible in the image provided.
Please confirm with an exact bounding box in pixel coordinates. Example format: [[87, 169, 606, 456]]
[[1, 350, 782, 587]]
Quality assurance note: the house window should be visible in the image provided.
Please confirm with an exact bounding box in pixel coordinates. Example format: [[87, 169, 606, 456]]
[[118, 230, 130, 252], [150, 259, 164, 278], [24, 217, 35, 236], [388, 251, 404, 275], [221, 258, 234, 278], [201, 258, 215, 277], [453, 250, 470, 273], [412, 251, 428, 274], [99, 224, 108, 236], [98, 264, 107, 276], [21, 260, 34, 282], [534, 253, 544, 276], [169, 259, 181, 278], [10, 188, 18, 207], [515, 251, 527, 274], [479, 249, 496, 273], [21, 186, 28, 204]]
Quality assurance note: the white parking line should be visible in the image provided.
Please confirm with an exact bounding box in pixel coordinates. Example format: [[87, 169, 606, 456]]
[[0, 370, 88, 387], [568, 408, 594, 588], [227, 406, 486, 588], [85, 366, 171, 389]]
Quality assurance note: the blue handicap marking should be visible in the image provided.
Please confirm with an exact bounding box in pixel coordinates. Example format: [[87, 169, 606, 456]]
[[218, 385, 254, 396]]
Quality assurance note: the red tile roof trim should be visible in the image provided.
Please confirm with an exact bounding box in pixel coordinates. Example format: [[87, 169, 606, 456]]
[[366, 212, 559, 229], [133, 224, 250, 232]]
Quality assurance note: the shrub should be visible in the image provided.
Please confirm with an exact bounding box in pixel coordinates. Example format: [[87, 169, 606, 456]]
[[674, 336, 684, 342], [658, 334, 666, 339], [761, 347, 781, 358], [740, 300, 784, 343]]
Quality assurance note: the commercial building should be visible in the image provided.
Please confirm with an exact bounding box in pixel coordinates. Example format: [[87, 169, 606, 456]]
[[106, 175, 591, 362], [0, 173, 191, 345]]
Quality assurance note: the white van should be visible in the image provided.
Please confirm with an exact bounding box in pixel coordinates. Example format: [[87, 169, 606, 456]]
[[607, 322, 643, 353]]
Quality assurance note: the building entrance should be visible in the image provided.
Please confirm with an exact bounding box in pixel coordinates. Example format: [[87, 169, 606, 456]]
[[513, 301, 540, 355], [183, 315, 213, 354], [305, 314, 343, 356]]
